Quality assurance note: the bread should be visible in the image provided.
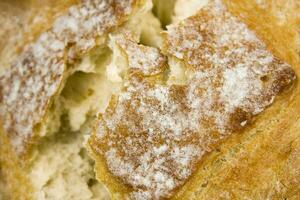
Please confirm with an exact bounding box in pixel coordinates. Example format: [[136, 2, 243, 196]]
[[0, 0, 160, 199], [0, 0, 299, 199]]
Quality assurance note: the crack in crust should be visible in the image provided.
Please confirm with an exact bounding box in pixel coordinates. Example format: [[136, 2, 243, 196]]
[[114, 34, 167, 76], [0, 0, 136, 155], [89, 0, 296, 199]]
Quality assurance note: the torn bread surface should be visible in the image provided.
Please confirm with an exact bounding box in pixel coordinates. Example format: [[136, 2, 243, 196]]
[[31, 3, 163, 200], [0, 0, 140, 155], [0, 0, 164, 199], [0, 0, 297, 200], [88, 0, 296, 199]]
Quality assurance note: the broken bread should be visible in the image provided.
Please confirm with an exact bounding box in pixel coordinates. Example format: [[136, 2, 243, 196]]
[[1, 0, 300, 199], [0, 0, 162, 199], [87, 0, 296, 199]]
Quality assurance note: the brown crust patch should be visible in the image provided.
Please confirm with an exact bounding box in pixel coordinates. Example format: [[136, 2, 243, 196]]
[[89, 0, 296, 199], [0, 0, 137, 155]]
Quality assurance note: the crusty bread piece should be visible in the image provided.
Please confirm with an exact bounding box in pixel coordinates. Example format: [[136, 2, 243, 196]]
[[171, 1, 300, 199], [0, 0, 145, 156], [0, 0, 78, 74], [0, 0, 162, 199], [0, 0, 299, 199], [88, 0, 298, 199]]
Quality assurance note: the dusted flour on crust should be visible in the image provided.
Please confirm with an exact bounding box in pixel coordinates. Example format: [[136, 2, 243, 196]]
[[114, 34, 167, 76], [89, 0, 296, 199], [0, 0, 136, 155]]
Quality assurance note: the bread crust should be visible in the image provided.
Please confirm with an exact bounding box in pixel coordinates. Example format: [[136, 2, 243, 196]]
[[88, 0, 297, 199], [0, 0, 144, 199], [172, 0, 299, 199], [0, 0, 299, 199], [0, 0, 138, 156]]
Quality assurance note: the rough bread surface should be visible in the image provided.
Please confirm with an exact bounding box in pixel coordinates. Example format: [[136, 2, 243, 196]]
[[114, 34, 166, 76], [30, 133, 108, 200], [0, 0, 135, 154], [89, 0, 296, 199]]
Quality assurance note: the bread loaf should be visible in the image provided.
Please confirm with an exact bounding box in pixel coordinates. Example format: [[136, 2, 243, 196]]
[[0, 0, 299, 199]]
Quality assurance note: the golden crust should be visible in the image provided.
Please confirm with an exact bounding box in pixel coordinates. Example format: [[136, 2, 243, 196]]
[[0, 0, 137, 155], [173, 0, 300, 199], [88, 1, 296, 199], [0, 0, 299, 199], [171, 0, 299, 199], [0, 123, 34, 200], [0, 0, 77, 71]]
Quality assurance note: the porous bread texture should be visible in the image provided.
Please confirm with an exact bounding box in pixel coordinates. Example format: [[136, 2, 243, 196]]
[[28, 14, 162, 199], [29, 129, 109, 200], [1, 0, 299, 200], [27, 42, 126, 200], [0, 0, 163, 199], [27, 4, 162, 200], [45, 0, 158, 134], [0, 0, 161, 155], [0, 0, 139, 155], [32, 42, 121, 198]]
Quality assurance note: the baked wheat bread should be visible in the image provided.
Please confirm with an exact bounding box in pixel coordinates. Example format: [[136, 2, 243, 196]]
[[0, 0, 299, 199]]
